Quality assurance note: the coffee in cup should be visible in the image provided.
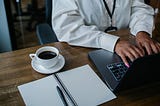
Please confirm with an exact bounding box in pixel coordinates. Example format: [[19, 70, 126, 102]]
[[38, 51, 57, 59], [29, 46, 59, 69]]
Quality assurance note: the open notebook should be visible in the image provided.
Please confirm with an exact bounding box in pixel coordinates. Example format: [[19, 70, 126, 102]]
[[18, 65, 116, 106]]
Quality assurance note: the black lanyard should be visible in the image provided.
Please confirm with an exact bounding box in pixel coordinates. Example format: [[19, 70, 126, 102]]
[[103, 0, 117, 32]]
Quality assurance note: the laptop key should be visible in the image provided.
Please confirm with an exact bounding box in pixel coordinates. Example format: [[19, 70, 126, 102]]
[[107, 62, 128, 81]]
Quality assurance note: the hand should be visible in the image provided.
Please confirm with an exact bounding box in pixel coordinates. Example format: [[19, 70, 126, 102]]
[[136, 31, 160, 55], [114, 39, 144, 67]]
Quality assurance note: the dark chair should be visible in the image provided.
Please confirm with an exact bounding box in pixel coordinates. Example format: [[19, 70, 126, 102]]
[[36, 0, 58, 45]]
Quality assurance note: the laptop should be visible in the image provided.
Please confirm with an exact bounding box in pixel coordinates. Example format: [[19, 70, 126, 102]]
[[88, 49, 160, 93]]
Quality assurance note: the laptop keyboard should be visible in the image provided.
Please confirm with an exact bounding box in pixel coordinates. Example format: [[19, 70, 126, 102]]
[[107, 62, 128, 81]]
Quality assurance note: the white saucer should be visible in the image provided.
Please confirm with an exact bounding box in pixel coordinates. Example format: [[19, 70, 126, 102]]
[[31, 54, 65, 74]]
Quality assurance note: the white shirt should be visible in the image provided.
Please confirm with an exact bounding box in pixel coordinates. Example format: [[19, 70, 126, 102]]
[[52, 0, 154, 52]]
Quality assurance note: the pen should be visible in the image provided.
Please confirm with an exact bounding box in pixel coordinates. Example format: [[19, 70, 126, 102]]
[[56, 86, 68, 106]]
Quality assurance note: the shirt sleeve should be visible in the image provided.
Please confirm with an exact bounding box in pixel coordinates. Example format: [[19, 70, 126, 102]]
[[52, 0, 119, 52], [129, 0, 155, 37]]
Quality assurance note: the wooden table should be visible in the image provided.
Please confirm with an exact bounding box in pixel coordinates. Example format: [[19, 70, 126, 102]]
[[0, 32, 160, 106]]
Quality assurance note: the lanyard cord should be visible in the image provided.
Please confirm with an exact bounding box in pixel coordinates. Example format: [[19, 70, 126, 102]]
[[103, 0, 116, 26]]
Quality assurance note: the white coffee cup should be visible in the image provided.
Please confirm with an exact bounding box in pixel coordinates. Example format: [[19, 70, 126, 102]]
[[29, 46, 59, 69]]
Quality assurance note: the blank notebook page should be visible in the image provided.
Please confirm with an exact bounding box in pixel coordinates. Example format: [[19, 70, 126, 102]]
[[56, 65, 116, 106]]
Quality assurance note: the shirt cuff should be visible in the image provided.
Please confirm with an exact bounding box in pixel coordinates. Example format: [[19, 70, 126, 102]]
[[99, 34, 120, 52], [130, 24, 153, 37]]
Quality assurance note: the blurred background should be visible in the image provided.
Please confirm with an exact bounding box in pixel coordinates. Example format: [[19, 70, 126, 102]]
[[11, 0, 44, 49]]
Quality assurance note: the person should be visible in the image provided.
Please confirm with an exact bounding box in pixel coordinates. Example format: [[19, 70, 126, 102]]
[[52, 0, 160, 67]]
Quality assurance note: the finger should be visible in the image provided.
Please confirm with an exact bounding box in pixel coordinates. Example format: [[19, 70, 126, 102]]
[[125, 50, 135, 62], [136, 42, 145, 56], [143, 42, 152, 55], [127, 46, 142, 60], [158, 42, 160, 47], [157, 43, 160, 52], [121, 55, 130, 68], [148, 41, 160, 54], [156, 42, 160, 53], [118, 52, 130, 68], [132, 46, 144, 57], [150, 42, 159, 54], [136, 44, 145, 56]]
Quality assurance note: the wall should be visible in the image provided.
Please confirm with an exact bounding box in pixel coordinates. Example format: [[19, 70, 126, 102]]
[[0, 0, 13, 52]]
